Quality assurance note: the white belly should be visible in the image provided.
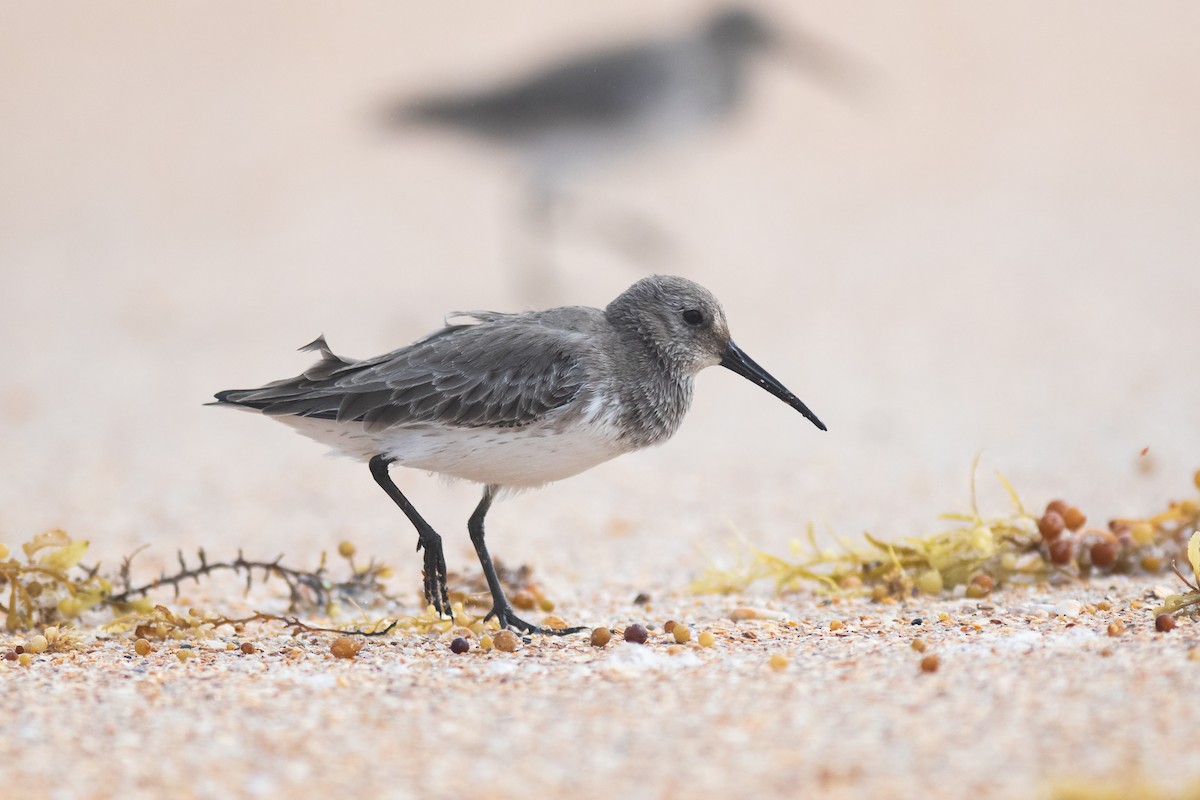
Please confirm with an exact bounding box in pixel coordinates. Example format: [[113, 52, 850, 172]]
[[276, 414, 630, 488]]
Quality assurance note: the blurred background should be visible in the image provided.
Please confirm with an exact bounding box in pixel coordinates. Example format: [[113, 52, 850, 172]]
[[2, 2, 1198, 601]]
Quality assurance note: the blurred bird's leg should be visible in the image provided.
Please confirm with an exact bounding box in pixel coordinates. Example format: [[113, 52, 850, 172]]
[[511, 179, 565, 305], [557, 192, 675, 267]]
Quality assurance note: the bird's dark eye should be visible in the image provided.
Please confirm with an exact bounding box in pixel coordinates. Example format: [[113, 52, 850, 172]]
[[682, 309, 704, 326]]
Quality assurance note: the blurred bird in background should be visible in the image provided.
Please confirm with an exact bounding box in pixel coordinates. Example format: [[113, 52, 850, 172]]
[[382, 6, 864, 300]]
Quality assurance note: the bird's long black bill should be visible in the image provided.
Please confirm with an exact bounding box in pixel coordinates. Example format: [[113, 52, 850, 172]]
[[720, 341, 826, 431]]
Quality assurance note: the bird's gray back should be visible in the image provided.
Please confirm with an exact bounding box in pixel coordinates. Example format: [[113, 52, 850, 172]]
[[218, 307, 611, 432]]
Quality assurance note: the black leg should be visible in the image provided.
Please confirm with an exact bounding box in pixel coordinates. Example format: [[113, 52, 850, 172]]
[[468, 485, 584, 636], [368, 455, 451, 618]]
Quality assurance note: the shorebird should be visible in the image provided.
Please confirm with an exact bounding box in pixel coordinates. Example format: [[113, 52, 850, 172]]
[[212, 275, 825, 633], [384, 7, 861, 295]]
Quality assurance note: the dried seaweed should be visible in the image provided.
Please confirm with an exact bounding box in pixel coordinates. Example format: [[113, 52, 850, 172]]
[[1, 528, 555, 638], [693, 464, 1200, 600], [0, 532, 396, 633], [1154, 531, 1200, 617]]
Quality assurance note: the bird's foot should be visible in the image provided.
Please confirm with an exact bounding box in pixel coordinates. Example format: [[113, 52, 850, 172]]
[[416, 538, 451, 618], [484, 603, 586, 636]]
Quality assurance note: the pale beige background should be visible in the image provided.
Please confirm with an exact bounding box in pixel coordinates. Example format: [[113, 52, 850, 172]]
[[2, 3, 1199, 797]]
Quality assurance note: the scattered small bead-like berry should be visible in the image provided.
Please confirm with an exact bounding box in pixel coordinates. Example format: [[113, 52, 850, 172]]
[[590, 627, 612, 647], [511, 590, 536, 611], [1090, 540, 1119, 569], [698, 631, 715, 648], [673, 624, 691, 644], [911, 638, 927, 653], [624, 624, 649, 644], [240, 642, 257, 655], [1106, 621, 1125, 637], [663, 620, 677, 634], [134, 639, 152, 656], [1039, 511, 1066, 541], [769, 653, 789, 671], [1155, 614, 1176, 633], [1046, 499, 1070, 517], [337, 541, 356, 559], [920, 654, 940, 673], [1048, 538, 1074, 565], [450, 637, 470, 654], [1063, 507, 1087, 531], [3, 651, 17, 661]]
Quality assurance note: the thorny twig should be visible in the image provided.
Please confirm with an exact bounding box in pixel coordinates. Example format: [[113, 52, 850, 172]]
[[108, 548, 394, 611]]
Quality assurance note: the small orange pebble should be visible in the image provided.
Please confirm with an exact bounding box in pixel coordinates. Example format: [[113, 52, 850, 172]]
[[511, 590, 536, 611], [663, 620, 677, 634], [479, 635, 495, 652], [911, 638, 927, 653], [673, 625, 691, 644], [769, 653, 789, 671], [1140, 556, 1163, 572], [240, 642, 257, 655], [1155, 614, 1176, 633], [590, 627, 612, 647], [829, 619, 844, 631], [540, 615, 568, 630], [1106, 621, 1125, 637], [667, 645, 686, 656], [330, 636, 362, 660], [134, 639, 152, 657], [493, 630, 521, 652], [698, 631, 715, 648], [920, 654, 940, 673], [1096, 601, 1112, 611]]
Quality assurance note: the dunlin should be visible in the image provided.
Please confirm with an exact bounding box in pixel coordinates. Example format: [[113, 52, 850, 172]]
[[212, 275, 825, 633], [384, 7, 860, 293], [388, 8, 783, 182]]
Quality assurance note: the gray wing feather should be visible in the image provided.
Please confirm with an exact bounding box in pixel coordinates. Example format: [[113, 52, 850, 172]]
[[218, 318, 588, 431]]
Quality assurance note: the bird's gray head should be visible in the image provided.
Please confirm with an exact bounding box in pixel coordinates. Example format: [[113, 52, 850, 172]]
[[607, 275, 827, 431], [606, 275, 730, 374], [704, 7, 775, 54]]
